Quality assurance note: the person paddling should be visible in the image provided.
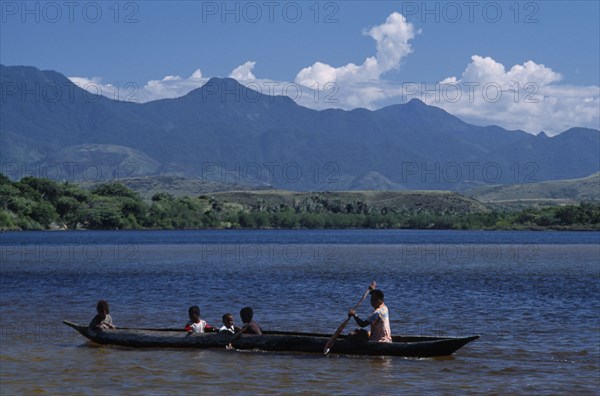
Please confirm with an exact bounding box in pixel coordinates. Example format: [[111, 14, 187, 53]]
[[348, 289, 392, 343]]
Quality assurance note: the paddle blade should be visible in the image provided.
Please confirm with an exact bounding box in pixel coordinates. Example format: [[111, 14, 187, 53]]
[[323, 338, 335, 355]]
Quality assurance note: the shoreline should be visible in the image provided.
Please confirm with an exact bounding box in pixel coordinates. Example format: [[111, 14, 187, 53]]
[[2, 225, 598, 232]]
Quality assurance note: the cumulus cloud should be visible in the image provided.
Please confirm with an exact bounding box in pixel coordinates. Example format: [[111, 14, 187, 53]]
[[418, 55, 599, 135], [70, 69, 207, 102], [296, 12, 417, 87], [141, 69, 206, 101], [230, 61, 257, 80], [459, 55, 562, 86], [69, 76, 133, 101], [294, 12, 418, 108]]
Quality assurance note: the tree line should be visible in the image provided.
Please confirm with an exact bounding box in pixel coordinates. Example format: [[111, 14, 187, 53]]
[[1, 174, 598, 231]]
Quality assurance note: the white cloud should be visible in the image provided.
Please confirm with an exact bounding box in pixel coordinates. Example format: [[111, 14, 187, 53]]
[[69, 76, 130, 101], [439, 76, 457, 84], [421, 55, 599, 135], [190, 69, 203, 79], [69, 76, 102, 86], [70, 69, 209, 103], [140, 69, 208, 101], [230, 61, 256, 80], [296, 12, 417, 87], [459, 55, 562, 86], [161, 75, 182, 82], [288, 12, 420, 109]]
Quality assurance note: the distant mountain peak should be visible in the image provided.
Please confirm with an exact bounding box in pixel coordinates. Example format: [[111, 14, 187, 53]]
[[204, 76, 241, 85], [374, 97, 468, 129], [183, 76, 296, 106], [192, 76, 246, 94], [406, 98, 426, 106]]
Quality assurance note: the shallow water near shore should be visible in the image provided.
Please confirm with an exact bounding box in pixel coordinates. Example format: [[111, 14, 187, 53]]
[[1, 230, 599, 394]]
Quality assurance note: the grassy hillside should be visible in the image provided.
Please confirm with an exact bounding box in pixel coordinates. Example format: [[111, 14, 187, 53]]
[[41, 144, 162, 181], [81, 175, 273, 200], [466, 172, 600, 209], [80, 175, 489, 213], [211, 190, 489, 215]]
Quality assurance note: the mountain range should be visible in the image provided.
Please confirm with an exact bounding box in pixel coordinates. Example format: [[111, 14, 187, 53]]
[[1, 64, 598, 191]]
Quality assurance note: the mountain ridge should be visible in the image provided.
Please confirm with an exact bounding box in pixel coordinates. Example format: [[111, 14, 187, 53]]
[[1, 64, 598, 191]]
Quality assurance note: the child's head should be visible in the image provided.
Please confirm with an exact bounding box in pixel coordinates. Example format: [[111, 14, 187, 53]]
[[222, 313, 234, 327], [96, 300, 110, 316], [188, 305, 201, 322], [240, 307, 253, 324]]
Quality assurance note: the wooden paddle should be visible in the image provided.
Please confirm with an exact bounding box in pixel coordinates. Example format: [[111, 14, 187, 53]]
[[323, 281, 376, 355]]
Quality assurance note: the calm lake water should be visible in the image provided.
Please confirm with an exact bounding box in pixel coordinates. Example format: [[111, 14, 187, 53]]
[[1, 230, 599, 395]]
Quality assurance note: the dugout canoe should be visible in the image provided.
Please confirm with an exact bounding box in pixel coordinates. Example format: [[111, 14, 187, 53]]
[[63, 320, 478, 357]]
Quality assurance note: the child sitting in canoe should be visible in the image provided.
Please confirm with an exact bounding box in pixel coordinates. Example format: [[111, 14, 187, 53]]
[[218, 313, 239, 334], [226, 307, 263, 349], [239, 306, 262, 335], [185, 305, 216, 334], [89, 300, 116, 331]]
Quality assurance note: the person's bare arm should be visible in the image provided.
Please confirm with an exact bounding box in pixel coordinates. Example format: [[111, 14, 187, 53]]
[[348, 310, 370, 327]]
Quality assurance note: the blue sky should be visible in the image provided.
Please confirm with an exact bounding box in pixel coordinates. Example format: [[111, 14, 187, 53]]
[[1, 1, 599, 134]]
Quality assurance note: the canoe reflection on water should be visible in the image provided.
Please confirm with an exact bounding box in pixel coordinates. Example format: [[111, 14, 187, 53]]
[[63, 320, 479, 357]]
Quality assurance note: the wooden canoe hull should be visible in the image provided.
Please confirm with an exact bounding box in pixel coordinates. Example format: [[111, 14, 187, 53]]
[[63, 321, 478, 357]]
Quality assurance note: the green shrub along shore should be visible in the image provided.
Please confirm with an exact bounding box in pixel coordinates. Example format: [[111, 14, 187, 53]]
[[1, 174, 599, 231]]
